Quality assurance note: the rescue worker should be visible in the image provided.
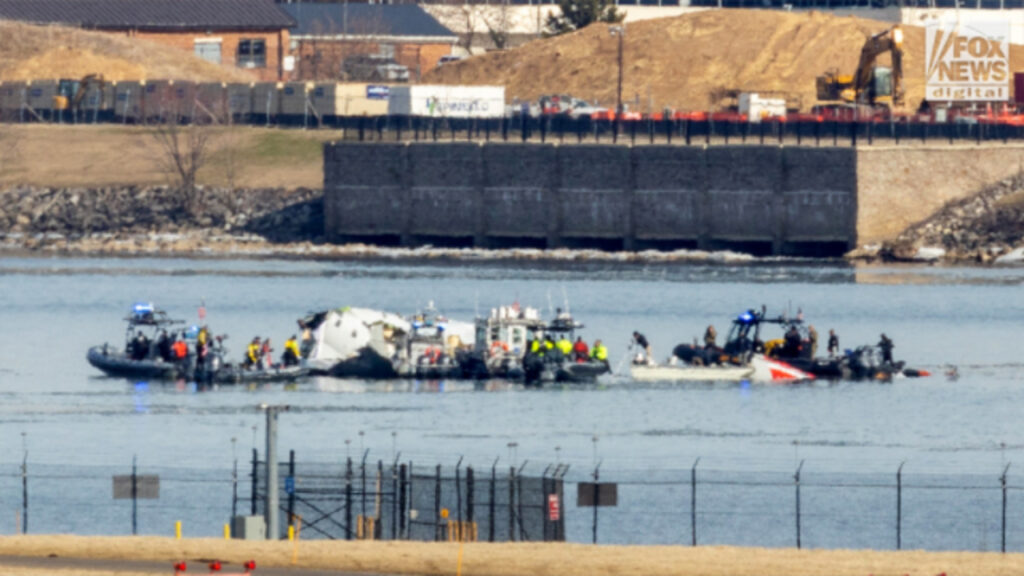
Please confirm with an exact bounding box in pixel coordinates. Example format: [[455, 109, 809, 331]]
[[171, 337, 188, 361], [632, 331, 651, 362], [703, 325, 717, 349], [132, 331, 150, 361], [807, 325, 818, 358], [555, 334, 573, 359], [261, 338, 274, 369], [827, 329, 839, 357], [282, 335, 301, 367], [245, 337, 262, 370], [529, 332, 544, 357], [878, 333, 894, 365], [783, 325, 801, 358], [156, 330, 172, 362], [590, 339, 609, 368], [572, 337, 589, 363], [543, 334, 556, 362]]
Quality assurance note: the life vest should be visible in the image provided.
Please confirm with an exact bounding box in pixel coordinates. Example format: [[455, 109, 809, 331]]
[[172, 340, 187, 359], [556, 339, 572, 355], [247, 344, 260, 363], [531, 340, 543, 356], [285, 339, 300, 357], [198, 329, 208, 346], [591, 345, 608, 361]]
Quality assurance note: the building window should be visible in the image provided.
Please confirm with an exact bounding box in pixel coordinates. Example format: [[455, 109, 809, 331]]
[[237, 39, 267, 69], [194, 39, 222, 65]]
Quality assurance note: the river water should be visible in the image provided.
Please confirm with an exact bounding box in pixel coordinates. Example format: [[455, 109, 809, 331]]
[[1, 256, 1023, 548]]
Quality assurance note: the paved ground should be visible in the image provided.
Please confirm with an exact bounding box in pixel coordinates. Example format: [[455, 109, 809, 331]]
[[0, 555, 394, 576]]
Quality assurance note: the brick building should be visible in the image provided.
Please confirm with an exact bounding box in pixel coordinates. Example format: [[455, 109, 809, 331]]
[[280, 4, 457, 82], [0, 0, 295, 81]]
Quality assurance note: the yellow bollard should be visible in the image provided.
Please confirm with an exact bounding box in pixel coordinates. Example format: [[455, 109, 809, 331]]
[[223, 523, 231, 540], [288, 525, 295, 541], [175, 521, 182, 540]]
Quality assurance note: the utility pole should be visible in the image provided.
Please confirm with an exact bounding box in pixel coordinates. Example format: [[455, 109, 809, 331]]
[[262, 404, 290, 540], [609, 25, 625, 140]]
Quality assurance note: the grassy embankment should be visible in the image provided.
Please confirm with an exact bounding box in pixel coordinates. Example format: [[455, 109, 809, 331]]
[[2, 535, 1024, 576], [0, 124, 334, 190]]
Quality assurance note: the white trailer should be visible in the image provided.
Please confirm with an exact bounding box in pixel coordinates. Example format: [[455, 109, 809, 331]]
[[388, 85, 505, 118], [738, 93, 786, 123]]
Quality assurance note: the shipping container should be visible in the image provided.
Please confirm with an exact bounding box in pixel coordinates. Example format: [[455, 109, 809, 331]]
[[113, 81, 146, 123], [387, 85, 506, 118], [308, 83, 391, 117], [0, 81, 27, 120], [251, 82, 281, 122], [280, 82, 312, 116], [145, 80, 197, 121], [25, 80, 58, 120], [226, 82, 254, 120], [194, 82, 227, 122]]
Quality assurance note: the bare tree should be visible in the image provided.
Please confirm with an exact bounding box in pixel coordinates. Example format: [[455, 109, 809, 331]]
[[150, 119, 212, 216], [458, 5, 479, 52], [483, 2, 512, 50]]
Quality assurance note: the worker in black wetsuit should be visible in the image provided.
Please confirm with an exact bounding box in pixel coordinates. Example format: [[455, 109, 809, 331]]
[[878, 333, 894, 365], [827, 329, 839, 357], [783, 325, 802, 358], [632, 331, 652, 364]]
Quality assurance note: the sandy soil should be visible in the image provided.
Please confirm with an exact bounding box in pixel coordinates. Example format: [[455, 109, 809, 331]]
[[1, 535, 1024, 576], [0, 21, 252, 82], [425, 10, 1024, 113], [0, 124, 333, 189]]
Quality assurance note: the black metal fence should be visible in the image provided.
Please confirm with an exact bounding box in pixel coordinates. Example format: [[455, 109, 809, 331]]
[[247, 450, 567, 542], [0, 455, 1022, 551], [332, 115, 1024, 148]]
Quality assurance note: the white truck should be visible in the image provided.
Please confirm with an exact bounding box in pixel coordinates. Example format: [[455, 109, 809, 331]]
[[388, 85, 505, 118], [738, 93, 787, 123]]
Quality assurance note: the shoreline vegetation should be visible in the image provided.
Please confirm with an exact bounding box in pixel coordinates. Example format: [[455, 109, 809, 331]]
[[1, 535, 1024, 576]]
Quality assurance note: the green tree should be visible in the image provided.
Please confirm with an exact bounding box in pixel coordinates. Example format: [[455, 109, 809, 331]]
[[546, 0, 623, 35]]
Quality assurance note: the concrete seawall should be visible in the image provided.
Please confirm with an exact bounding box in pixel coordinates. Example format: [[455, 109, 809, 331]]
[[323, 142, 1024, 256]]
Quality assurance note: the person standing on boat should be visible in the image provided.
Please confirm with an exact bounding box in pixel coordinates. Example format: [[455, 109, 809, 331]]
[[807, 325, 818, 358], [555, 334, 573, 360], [703, 325, 717, 349], [827, 329, 839, 357], [590, 340, 609, 368], [878, 334, 894, 365], [157, 330, 172, 362], [171, 337, 188, 361], [632, 331, 652, 363], [245, 337, 262, 370], [282, 335, 301, 367], [298, 321, 314, 358], [572, 337, 589, 363], [261, 338, 274, 369], [132, 331, 150, 361]]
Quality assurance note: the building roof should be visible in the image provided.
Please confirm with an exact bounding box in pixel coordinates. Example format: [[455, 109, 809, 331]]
[[0, 0, 294, 30], [281, 3, 456, 41]]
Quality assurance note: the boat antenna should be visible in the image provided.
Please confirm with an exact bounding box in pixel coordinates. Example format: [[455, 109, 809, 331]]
[[547, 289, 554, 317], [474, 292, 480, 318], [561, 285, 571, 316]]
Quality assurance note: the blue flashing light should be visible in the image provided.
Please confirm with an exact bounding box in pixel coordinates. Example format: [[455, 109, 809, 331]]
[[132, 302, 155, 314], [737, 312, 754, 324]]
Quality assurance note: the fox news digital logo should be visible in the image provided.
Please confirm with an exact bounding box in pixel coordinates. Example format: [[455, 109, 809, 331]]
[[925, 19, 1008, 102]]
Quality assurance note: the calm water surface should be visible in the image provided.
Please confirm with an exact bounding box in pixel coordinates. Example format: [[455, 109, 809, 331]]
[[1, 256, 1022, 546]]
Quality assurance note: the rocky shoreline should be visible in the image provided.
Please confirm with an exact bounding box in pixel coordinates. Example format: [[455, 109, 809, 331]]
[[1, 184, 1022, 265]]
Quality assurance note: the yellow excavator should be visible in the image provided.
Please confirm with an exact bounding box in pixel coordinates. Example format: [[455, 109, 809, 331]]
[[816, 25, 904, 112], [54, 74, 106, 114]]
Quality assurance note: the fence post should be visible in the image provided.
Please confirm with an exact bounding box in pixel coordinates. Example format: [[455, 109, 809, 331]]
[[434, 464, 442, 542], [1002, 463, 1011, 553], [455, 456, 464, 524], [685, 119, 691, 146], [592, 461, 601, 544], [851, 121, 858, 147], [794, 460, 804, 549], [896, 461, 904, 550], [508, 466, 516, 542], [691, 457, 700, 546], [517, 461, 527, 541], [20, 444, 27, 532], [489, 460, 497, 542], [251, 449, 258, 515], [392, 456, 400, 541], [398, 463, 408, 539], [131, 455, 138, 536], [467, 466, 475, 529], [345, 457, 353, 541], [361, 450, 369, 520], [287, 450, 296, 530]]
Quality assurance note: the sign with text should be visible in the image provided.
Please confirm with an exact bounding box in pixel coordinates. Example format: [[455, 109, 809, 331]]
[[925, 17, 1009, 101], [576, 482, 617, 507], [548, 494, 561, 521], [112, 475, 160, 499]]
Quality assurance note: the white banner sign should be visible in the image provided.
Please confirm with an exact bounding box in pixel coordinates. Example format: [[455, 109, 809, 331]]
[[925, 17, 1009, 102]]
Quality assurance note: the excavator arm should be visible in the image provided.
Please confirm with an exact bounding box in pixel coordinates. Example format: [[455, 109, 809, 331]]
[[853, 26, 904, 106]]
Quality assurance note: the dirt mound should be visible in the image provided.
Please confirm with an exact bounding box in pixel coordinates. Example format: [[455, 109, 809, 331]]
[[425, 9, 1024, 112], [0, 20, 252, 82]]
